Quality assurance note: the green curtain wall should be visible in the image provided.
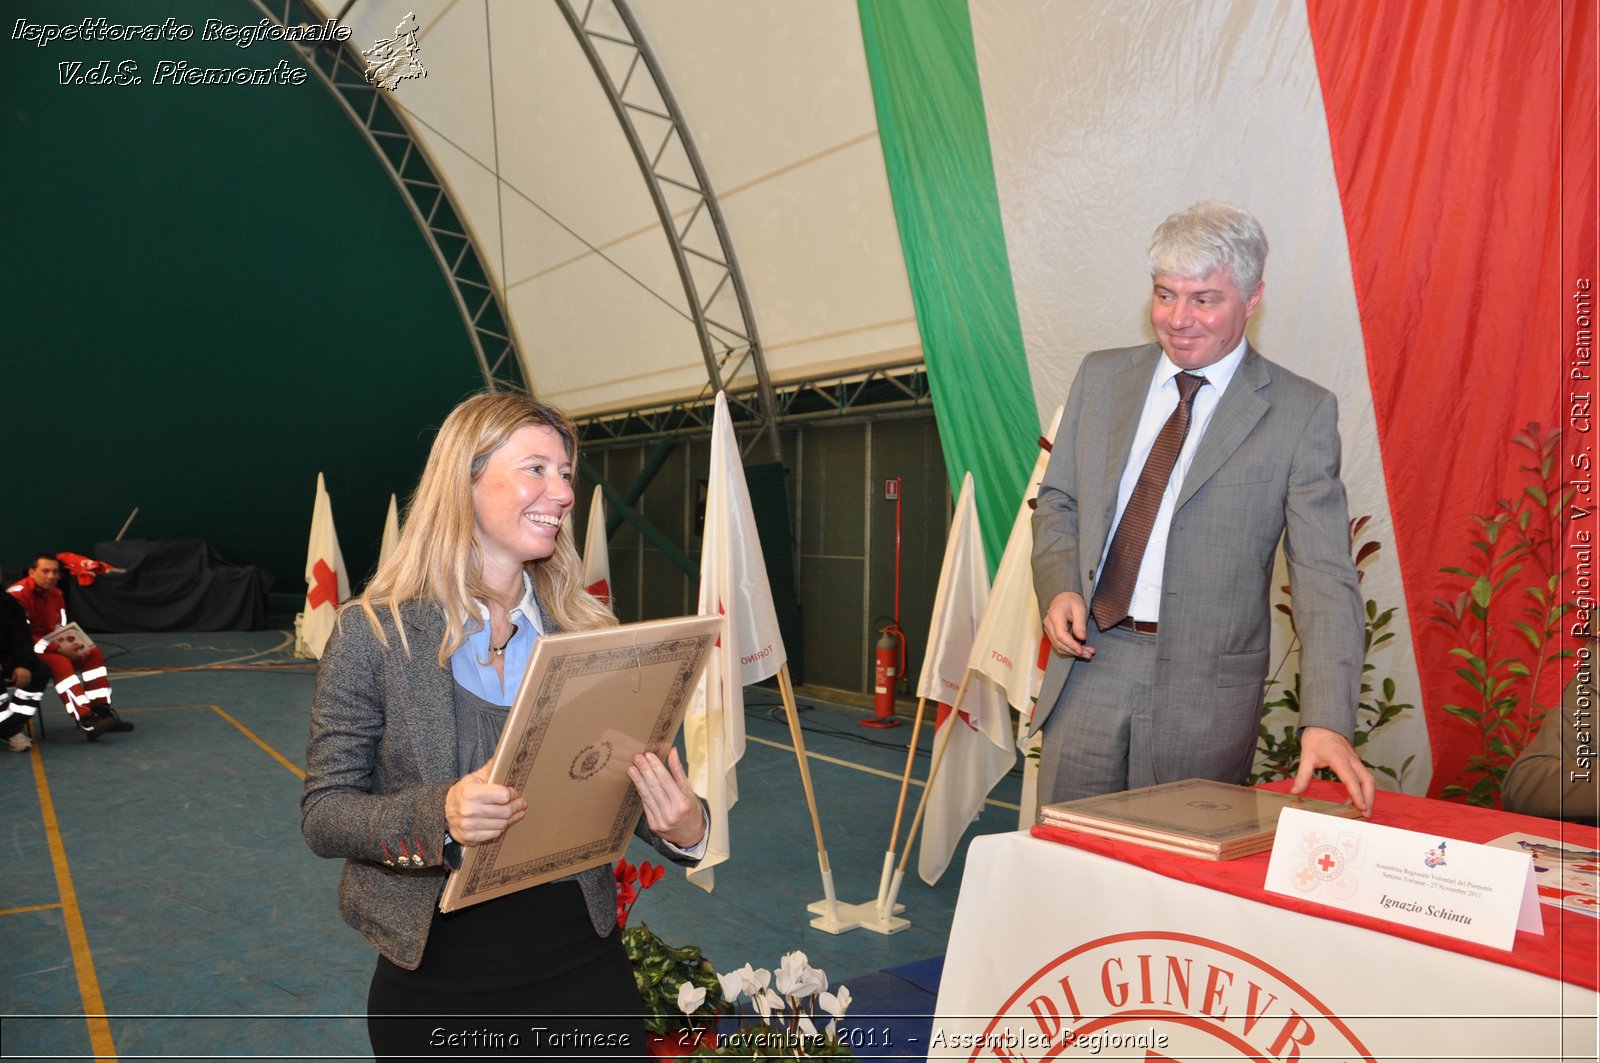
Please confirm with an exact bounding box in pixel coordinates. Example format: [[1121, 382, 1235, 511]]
[[0, 0, 485, 599], [857, 0, 1037, 571]]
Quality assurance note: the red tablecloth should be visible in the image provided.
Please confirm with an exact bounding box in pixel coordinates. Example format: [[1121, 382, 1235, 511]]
[[1030, 780, 1600, 990]]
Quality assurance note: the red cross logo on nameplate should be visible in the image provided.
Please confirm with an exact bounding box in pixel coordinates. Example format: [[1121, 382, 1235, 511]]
[[1306, 843, 1344, 881]]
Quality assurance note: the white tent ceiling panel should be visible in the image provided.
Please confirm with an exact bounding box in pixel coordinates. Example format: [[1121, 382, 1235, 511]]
[[717, 139, 919, 383], [332, 3, 498, 172], [318, 0, 919, 414], [603, 1, 924, 389], [514, 253, 706, 413], [489, 1, 671, 253], [399, 2, 497, 166], [628, 0, 886, 194], [496, 190, 618, 312]]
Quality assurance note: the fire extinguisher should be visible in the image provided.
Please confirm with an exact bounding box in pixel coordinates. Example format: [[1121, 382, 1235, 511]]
[[865, 622, 905, 728]]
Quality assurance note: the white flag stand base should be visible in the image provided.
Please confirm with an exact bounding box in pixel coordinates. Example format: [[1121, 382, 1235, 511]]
[[807, 898, 905, 916], [807, 900, 862, 934], [806, 862, 860, 934], [808, 898, 909, 934], [291, 612, 315, 659], [858, 906, 912, 934]]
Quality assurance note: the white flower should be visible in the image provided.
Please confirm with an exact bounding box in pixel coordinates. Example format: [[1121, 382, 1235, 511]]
[[742, 964, 772, 995], [804, 964, 828, 996], [797, 1013, 818, 1038], [820, 985, 851, 1040], [819, 985, 852, 1017], [676, 982, 706, 1016], [753, 986, 785, 1025], [716, 969, 744, 1003], [774, 950, 818, 998]]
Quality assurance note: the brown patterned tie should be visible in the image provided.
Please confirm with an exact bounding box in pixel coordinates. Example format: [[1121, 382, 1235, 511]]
[[1091, 372, 1208, 631]]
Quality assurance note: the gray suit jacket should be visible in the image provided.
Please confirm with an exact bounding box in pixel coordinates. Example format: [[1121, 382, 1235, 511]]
[[301, 601, 698, 970], [1028, 343, 1364, 783]]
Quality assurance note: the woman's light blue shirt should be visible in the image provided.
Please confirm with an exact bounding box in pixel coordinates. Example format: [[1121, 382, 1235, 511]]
[[448, 576, 543, 705]]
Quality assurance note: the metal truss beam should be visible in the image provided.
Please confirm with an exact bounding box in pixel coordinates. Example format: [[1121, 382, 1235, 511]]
[[557, 0, 782, 459], [248, 0, 525, 395], [577, 362, 933, 449]]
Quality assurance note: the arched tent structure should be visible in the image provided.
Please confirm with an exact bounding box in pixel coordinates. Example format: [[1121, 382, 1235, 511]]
[[1, 0, 1592, 801]]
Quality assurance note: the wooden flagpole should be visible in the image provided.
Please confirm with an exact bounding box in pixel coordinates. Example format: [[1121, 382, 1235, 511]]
[[877, 669, 973, 923], [874, 696, 929, 910], [775, 664, 859, 933]]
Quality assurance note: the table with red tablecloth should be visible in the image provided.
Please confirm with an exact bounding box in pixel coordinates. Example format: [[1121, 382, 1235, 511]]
[[929, 782, 1598, 1062]]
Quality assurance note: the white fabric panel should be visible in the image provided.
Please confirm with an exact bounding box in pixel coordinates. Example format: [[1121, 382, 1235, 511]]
[[971, 0, 1429, 792], [936, 833, 1594, 1062], [319, 0, 919, 416], [508, 244, 704, 408], [714, 137, 922, 387], [627, 0, 920, 400]]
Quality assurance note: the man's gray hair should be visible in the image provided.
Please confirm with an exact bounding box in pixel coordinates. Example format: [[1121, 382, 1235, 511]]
[[1147, 201, 1268, 293]]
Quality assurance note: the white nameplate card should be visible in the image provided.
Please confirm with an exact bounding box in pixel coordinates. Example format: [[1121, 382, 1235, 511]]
[[1264, 808, 1542, 951]]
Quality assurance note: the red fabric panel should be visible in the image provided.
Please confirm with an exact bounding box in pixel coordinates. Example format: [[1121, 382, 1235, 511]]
[[1032, 780, 1598, 990], [1307, 0, 1595, 796]]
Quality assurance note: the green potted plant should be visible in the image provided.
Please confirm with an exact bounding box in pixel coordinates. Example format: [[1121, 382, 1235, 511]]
[[614, 858, 726, 1057]]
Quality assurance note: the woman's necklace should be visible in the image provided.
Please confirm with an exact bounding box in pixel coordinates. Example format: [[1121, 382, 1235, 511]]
[[489, 624, 518, 656]]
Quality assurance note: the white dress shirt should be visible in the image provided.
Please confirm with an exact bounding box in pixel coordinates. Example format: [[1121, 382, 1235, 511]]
[[1098, 338, 1249, 622]]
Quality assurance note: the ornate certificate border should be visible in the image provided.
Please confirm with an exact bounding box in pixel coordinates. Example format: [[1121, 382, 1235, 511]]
[[439, 614, 720, 912]]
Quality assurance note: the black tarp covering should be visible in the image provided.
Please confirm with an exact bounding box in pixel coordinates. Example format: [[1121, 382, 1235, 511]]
[[66, 539, 271, 632]]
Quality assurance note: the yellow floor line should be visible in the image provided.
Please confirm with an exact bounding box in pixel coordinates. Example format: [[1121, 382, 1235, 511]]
[[0, 901, 64, 917], [210, 705, 304, 780], [744, 733, 1023, 812], [29, 744, 118, 1061]]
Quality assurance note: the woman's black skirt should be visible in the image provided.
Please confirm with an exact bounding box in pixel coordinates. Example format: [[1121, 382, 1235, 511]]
[[367, 879, 646, 1059]]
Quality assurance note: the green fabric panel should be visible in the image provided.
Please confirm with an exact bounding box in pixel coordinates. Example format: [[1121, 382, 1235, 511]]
[[857, 0, 1036, 573], [0, 0, 485, 597]]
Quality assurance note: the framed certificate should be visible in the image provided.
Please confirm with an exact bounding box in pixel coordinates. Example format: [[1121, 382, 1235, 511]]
[[438, 613, 721, 912], [1040, 779, 1362, 860], [44, 622, 96, 656]]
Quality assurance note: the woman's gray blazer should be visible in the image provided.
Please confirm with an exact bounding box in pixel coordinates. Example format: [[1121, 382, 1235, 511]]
[[301, 600, 697, 970]]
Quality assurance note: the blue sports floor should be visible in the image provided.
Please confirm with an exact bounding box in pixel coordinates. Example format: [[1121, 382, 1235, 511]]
[[0, 631, 1025, 1060]]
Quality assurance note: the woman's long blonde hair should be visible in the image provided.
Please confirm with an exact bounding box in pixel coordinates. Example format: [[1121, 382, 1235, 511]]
[[354, 391, 616, 665]]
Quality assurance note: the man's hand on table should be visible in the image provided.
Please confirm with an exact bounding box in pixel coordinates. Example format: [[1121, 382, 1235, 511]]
[[1293, 726, 1375, 818]]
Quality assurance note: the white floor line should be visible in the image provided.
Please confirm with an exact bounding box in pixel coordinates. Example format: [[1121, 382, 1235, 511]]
[[743, 733, 1022, 812], [111, 632, 300, 679]]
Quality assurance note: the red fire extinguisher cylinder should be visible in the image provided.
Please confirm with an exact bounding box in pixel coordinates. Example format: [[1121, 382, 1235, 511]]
[[874, 629, 898, 716]]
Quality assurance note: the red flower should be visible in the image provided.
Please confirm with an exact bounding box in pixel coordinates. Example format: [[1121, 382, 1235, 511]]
[[614, 857, 664, 929]]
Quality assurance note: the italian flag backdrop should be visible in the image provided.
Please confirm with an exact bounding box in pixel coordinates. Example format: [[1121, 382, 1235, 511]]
[[860, 0, 1597, 798]]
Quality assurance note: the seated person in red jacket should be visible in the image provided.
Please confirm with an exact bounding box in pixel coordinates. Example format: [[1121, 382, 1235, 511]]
[[5, 554, 132, 740]]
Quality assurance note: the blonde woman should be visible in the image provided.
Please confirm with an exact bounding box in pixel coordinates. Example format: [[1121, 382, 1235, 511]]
[[302, 393, 707, 1057]]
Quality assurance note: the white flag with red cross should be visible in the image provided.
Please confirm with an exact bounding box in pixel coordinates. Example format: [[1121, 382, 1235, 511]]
[[684, 391, 787, 891], [581, 485, 613, 610], [299, 472, 349, 659]]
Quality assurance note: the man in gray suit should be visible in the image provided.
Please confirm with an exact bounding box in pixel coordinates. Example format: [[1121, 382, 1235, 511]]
[[1028, 202, 1375, 815]]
